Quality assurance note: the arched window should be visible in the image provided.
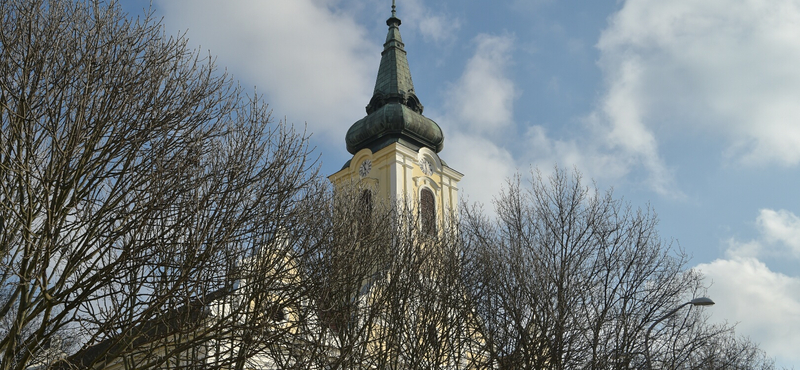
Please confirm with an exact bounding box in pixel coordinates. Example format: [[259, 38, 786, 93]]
[[428, 323, 440, 350], [420, 188, 436, 236], [359, 189, 372, 235]]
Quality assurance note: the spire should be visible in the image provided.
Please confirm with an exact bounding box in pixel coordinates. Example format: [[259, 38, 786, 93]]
[[345, 3, 444, 155], [366, 1, 422, 115]]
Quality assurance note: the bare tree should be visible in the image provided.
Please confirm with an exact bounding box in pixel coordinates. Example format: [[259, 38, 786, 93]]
[[373, 203, 476, 370], [4, 2, 784, 369], [647, 306, 781, 369], [293, 187, 481, 370], [686, 330, 780, 370], [0, 0, 320, 369], [289, 185, 398, 369], [459, 168, 785, 370]]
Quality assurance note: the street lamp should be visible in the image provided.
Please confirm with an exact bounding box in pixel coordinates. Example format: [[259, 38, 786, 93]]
[[644, 297, 715, 370]]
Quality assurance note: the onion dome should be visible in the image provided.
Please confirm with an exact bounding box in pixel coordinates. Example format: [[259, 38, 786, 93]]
[[345, 4, 444, 154]]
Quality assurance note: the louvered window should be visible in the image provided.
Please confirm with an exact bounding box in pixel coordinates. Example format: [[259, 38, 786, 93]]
[[359, 189, 372, 235], [421, 188, 435, 236]]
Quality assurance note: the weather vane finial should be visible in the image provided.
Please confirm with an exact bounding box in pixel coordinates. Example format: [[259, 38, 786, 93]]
[[391, 0, 396, 18]]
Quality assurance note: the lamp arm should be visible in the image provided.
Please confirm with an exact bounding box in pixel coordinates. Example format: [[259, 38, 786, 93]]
[[644, 301, 692, 369]]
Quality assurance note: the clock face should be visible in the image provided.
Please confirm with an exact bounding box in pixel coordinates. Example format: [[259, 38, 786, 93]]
[[420, 158, 433, 176], [359, 159, 372, 178]]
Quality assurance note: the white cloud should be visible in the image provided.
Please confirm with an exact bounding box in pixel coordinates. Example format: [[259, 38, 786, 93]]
[[440, 31, 677, 205], [596, 0, 800, 174], [437, 33, 518, 208], [724, 237, 763, 260], [446, 133, 516, 208], [698, 208, 800, 365], [726, 209, 800, 259], [400, 0, 461, 44], [697, 257, 800, 364], [156, 0, 378, 139], [757, 209, 800, 257], [519, 116, 680, 198], [445, 34, 516, 137], [524, 126, 614, 181]]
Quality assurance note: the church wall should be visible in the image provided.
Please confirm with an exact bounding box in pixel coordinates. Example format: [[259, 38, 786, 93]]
[[328, 143, 462, 233]]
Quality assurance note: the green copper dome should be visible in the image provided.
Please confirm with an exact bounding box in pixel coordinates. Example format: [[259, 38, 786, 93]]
[[345, 6, 444, 155]]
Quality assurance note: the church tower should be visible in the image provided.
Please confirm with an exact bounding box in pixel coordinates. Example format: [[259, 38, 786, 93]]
[[328, 3, 463, 231]]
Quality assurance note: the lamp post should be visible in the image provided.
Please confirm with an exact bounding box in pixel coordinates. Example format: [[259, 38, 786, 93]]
[[644, 297, 715, 370]]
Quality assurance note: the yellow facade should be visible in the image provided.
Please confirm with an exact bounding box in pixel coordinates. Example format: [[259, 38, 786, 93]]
[[329, 143, 462, 228]]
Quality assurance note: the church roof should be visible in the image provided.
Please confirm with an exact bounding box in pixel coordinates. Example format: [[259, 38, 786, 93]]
[[345, 4, 444, 155]]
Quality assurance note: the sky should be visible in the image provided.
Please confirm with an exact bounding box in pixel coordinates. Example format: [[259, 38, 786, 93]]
[[119, 0, 800, 367]]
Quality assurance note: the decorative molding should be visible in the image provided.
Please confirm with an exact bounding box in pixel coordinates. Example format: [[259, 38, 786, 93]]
[[413, 176, 441, 192], [359, 177, 379, 191]]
